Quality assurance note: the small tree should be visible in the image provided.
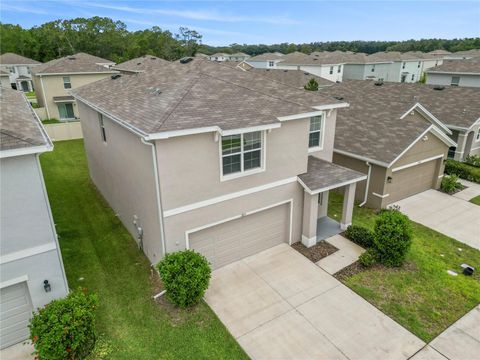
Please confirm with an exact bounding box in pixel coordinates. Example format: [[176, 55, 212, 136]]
[[157, 250, 211, 307], [373, 209, 413, 267], [29, 289, 98, 360], [304, 78, 319, 91]]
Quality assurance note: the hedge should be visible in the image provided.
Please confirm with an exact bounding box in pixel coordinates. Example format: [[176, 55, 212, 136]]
[[444, 159, 480, 184]]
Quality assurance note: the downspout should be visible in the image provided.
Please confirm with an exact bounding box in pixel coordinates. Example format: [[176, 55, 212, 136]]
[[359, 162, 372, 207], [141, 138, 166, 259], [39, 75, 51, 119]]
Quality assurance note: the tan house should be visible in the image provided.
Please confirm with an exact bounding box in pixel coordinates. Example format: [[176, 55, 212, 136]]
[[32, 53, 116, 121], [71, 59, 366, 268], [113, 55, 170, 74], [319, 81, 458, 208], [0, 53, 42, 92]]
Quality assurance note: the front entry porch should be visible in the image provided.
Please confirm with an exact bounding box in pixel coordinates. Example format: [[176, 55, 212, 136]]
[[298, 156, 367, 248]]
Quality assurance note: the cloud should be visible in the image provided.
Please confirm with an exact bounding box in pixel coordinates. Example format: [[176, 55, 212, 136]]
[[1, 3, 50, 15], [79, 2, 299, 25]]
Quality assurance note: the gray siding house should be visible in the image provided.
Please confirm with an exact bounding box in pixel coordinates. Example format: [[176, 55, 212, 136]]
[[72, 59, 365, 268], [426, 58, 480, 88], [0, 88, 68, 349]]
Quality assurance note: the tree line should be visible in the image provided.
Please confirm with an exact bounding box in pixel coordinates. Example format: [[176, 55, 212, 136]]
[[0, 17, 201, 63]]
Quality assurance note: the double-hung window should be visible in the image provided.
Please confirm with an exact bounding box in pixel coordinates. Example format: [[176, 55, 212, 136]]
[[221, 131, 262, 177], [402, 62, 406, 69], [329, 66, 334, 74], [269, 61, 274, 67], [98, 113, 107, 142], [308, 115, 323, 149], [63, 76, 71, 89], [451, 76, 460, 86], [337, 65, 342, 73]]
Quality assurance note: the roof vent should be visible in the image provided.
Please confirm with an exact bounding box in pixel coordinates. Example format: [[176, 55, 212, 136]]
[[313, 58, 318, 61], [374, 80, 384, 86], [68, 57, 76, 60], [283, 70, 288, 72], [148, 87, 162, 95], [433, 86, 445, 91], [151, 57, 156, 60], [111, 74, 121, 80], [179, 57, 193, 64], [137, 62, 142, 65], [266, 69, 270, 71], [334, 96, 344, 100]]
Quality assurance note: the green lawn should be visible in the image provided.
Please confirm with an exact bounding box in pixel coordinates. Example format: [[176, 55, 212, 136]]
[[25, 91, 35, 97], [328, 191, 480, 342], [40, 140, 248, 360], [470, 195, 480, 206]]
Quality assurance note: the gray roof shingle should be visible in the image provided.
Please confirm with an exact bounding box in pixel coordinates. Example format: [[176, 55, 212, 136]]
[[0, 88, 50, 151], [114, 55, 170, 73], [426, 58, 480, 74], [246, 68, 333, 89], [71, 59, 344, 136], [32, 53, 116, 75], [0, 53, 41, 65], [298, 156, 366, 193]]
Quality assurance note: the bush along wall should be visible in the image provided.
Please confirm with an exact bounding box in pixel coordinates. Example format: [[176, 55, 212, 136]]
[[445, 159, 480, 184]]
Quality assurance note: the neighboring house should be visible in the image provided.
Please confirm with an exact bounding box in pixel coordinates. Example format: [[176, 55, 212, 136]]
[[245, 68, 334, 89], [319, 81, 458, 208], [71, 59, 366, 269], [246, 52, 285, 69], [427, 49, 452, 58], [444, 49, 480, 60], [0, 88, 68, 349], [230, 52, 250, 61], [208, 53, 250, 62], [32, 53, 116, 121], [114, 55, 170, 74], [0, 53, 42, 92], [0, 70, 10, 88], [426, 58, 480, 88]]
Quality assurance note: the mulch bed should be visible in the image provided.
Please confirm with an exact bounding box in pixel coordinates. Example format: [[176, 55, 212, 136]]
[[292, 241, 339, 263], [335, 260, 418, 282], [438, 184, 467, 195]]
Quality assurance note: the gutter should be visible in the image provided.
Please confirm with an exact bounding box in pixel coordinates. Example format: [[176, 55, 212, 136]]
[[140, 138, 167, 260], [358, 162, 372, 207]]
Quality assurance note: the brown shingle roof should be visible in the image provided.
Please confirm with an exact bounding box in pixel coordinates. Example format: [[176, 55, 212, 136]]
[[246, 68, 333, 89], [426, 58, 480, 74], [0, 53, 41, 65], [248, 52, 284, 61], [71, 59, 343, 136], [298, 156, 366, 193], [114, 55, 170, 73], [320, 81, 479, 164], [32, 53, 116, 75], [0, 88, 49, 151]]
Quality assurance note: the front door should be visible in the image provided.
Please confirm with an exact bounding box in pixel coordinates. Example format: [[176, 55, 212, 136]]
[[401, 74, 407, 83], [58, 103, 75, 120], [21, 81, 29, 92]]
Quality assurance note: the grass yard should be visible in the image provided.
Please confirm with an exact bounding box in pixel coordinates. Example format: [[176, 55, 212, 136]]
[[328, 191, 480, 342], [40, 140, 248, 360], [470, 195, 480, 206]]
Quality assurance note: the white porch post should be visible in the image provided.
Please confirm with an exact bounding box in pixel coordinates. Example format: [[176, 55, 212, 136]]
[[341, 183, 356, 230], [302, 191, 319, 248]]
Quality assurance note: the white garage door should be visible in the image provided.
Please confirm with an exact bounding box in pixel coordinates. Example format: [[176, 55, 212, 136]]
[[0, 282, 33, 349], [189, 203, 290, 269]]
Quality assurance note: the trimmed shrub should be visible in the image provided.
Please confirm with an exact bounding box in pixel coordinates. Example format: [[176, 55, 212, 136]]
[[465, 155, 480, 167], [359, 249, 378, 267], [445, 159, 480, 184], [441, 174, 461, 194], [157, 250, 211, 307], [344, 225, 374, 248], [29, 289, 98, 360], [373, 209, 413, 267]]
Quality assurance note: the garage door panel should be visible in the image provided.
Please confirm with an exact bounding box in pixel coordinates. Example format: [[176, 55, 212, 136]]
[[190, 204, 289, 269], [389, 160, 437, 203]]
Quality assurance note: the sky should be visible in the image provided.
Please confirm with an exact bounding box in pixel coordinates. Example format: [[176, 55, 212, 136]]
[[1, 1, 479, 46]]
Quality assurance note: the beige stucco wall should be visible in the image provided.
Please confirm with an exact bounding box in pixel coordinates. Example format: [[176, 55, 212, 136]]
[[77, 101, 163, 264], [34, 73, 112, 120], [308, 109, 337, 162]]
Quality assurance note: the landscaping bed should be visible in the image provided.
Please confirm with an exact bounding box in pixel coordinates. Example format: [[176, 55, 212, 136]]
[[445, 159, 480, 184], [40, 140, 248, 360], [291, 241, 338, 262], [328, 191, 480, 342]]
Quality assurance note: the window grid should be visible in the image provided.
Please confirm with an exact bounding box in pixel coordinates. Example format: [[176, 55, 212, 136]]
[[222, 132, 262, 176], [98, 113, 107, 142], [63, 76, 71, 89], [309, 115, 323, 149]]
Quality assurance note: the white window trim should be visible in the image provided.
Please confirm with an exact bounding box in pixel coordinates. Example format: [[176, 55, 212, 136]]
[[219, 131, 266, 182], [63, 76, 71, 89], [475, 129, 480, 142], [308, 114, 326, 153], [268, 61, 274, 67]]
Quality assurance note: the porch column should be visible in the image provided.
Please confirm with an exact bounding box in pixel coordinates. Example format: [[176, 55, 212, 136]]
[[454, 132, 467, 161], [302, 191, 319, 248], [341, 183, 356, 230]]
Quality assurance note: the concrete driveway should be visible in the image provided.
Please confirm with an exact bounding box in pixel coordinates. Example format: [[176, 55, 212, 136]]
[[205, 244, 424, 360], [393, 189, 480, 250]]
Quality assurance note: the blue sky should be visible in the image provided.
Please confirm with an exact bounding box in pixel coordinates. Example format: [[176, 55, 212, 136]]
[[1, 1, 479, 46]]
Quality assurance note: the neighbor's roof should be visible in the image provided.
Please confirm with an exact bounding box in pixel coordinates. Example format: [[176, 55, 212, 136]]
[[114, 55, 170, 73], [71, 58, 344, 136], [246, 68, 333, 89], [320, 80, 479, 164], [0, 53, 41, 65], [0, 87, 50, 152], [428, 49, 452, 56], [426, 58, 480, 75], [248, 52, 284, 61], [298, 156, 366, 193], [32, 53, 116, 75], [0, 69, 9, 76]]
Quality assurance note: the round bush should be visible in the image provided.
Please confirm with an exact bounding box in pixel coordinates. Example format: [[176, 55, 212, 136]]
[[373, 209, 413, 267], [29, 289, 98, 360], [344, 225, 374, 248], [157, 250, 211, 307], [359, 248, 377, 267]]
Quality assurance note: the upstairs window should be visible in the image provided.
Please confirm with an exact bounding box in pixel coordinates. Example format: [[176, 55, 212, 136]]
[[221, 131, 263, 177], [451, 76, 460, 86], [417, 61, 421, 68], [371, 64, 375, 72], [411, 74, 415, 81], [63, 76, 71, 89], [98, 113, 107, 142], [309, 115, 324, 149], [476, 129, 480, 142], [402, 62, 406, 69], [338, 65, 342, 73], [269, 61, 274, 67], [329, 66, 334, 74]]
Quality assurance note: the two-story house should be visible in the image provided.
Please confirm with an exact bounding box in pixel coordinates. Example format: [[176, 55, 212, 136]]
[[426, 58, 480, 88], [0, 88, 68, 349], [71, 59, 365, 268], [0, 53, 42, 92], [0, 70, 10, 88], [32, 53, 116, 121], [246, 52, 285, 69]]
